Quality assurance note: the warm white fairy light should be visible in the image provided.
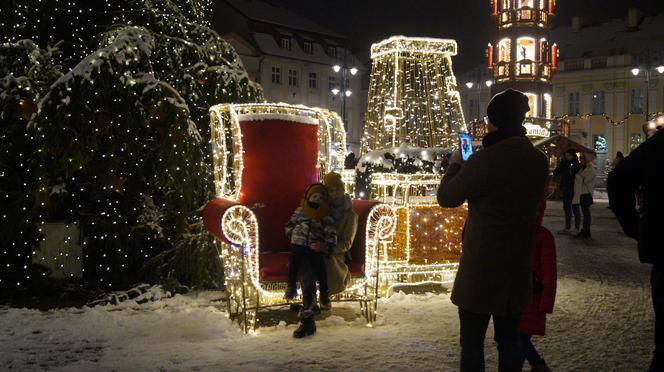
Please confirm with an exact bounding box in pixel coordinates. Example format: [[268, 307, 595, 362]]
[[1, 0, 264, 290], [361, 36, 466, 155]]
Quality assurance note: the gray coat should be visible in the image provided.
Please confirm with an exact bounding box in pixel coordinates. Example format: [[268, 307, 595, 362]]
[[437, 136, 549, 315]]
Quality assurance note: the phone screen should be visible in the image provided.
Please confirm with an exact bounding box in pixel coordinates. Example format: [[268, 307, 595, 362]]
[[458, 133, 473, 161]]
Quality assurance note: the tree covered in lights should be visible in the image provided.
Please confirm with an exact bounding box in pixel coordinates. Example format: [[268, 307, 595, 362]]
[[0, 0, 263, 294]]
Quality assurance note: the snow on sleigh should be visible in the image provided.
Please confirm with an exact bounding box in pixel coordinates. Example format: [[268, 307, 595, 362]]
[[202, 103, 396, 333]]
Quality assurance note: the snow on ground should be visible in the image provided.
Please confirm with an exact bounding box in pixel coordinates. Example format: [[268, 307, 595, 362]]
[[0, 201, 654, 371]]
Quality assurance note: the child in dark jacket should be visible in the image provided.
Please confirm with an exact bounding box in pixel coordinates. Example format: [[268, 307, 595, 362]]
[[519, 197, 557, 372], [284, 183, 337, 307]]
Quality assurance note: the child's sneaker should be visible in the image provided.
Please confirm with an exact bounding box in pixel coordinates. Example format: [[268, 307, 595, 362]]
[[320, 302, 332, 311], [283, 287, 297, 300]]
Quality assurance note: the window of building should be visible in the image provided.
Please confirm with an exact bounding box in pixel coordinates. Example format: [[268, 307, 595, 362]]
[[630, 133, 644, 150], [271, 66, 281, 84], [524, 92, 538, 117], [288, 69, 298, 87], [631, 88, 644, 113], [328, 76, 336, 90], [517, 37, 536, 61], [280, 37, 291, 50], [303, 41, 313, 54], [568, 92, 580, 115], [592, 91, 605, 115], [498, 38, 511, 62], [327, 46, 337, 58], [308, 72, 317, 89]]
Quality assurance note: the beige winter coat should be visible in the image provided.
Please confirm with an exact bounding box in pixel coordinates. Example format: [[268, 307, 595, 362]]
[[572, 165, 596, 204], [437, 136, 549, 315], [325, 197, 358, 294]]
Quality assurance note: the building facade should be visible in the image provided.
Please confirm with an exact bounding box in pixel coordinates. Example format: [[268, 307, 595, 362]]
[[551, 9, 664, 170], [212, 0, 366, 154]]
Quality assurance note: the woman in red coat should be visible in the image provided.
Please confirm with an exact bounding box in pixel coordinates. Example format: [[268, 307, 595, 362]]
[[519, 198, 557, 371]]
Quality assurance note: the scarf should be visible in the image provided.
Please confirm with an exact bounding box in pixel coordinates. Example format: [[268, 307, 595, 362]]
[[481, 126, 527, 148], [300, 199, 330, 220], [329, 194, 352, 222]]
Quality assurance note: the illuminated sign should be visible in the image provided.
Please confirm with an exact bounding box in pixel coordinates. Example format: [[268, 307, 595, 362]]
[[524, 123, 550, 138]]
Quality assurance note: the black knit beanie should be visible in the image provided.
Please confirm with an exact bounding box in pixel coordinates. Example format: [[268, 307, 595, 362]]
[[486, 89, 530, 130]]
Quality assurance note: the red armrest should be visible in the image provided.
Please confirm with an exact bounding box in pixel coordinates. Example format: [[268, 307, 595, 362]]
[[202, 197, 239, 243]]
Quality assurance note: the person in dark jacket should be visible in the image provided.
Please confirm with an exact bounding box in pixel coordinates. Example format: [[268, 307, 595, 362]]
[[607, 126, 664, 371], [518, 197, 557, 372], [552, 149, 580, 235], [437, 89, 549, 372]]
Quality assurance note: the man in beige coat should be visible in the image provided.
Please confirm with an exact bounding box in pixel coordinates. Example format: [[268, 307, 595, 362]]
[[322, 172, 358, 301], [437, 89, 549, 372]]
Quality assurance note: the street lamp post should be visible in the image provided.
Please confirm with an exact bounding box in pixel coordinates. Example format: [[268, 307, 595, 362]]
[[630, 48, 664, 121], [465, 79, 494, 120], [331, 49, 358, 130]]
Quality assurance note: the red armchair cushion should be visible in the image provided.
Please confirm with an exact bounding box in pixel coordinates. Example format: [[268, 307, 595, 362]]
[[238, 119, 319, 254], [259, 252, 290, 282], [253, 200, 381, 281]]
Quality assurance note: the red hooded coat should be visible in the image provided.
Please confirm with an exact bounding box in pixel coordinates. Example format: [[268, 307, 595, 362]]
[[519, 199, 557, 336]]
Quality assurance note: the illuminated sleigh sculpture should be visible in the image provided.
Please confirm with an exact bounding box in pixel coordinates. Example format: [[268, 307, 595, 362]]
[[343, 170, 468, 296], [203, 103, 396, 333], [371, 172, 467, 296]]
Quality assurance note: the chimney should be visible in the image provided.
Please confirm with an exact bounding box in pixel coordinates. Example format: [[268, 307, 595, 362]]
[[571, 16, 584, 32], [627, 8, 644, 30]]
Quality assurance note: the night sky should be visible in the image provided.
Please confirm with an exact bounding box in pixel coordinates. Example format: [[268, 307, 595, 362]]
[[274, 0, 664, 73]]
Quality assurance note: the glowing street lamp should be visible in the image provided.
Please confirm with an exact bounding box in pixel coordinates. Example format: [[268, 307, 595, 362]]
[[331, 88, 340, 95], [485, 80, 493, 87]]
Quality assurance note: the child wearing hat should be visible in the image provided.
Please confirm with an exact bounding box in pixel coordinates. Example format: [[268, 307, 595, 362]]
[[284, 183, 337, 309]]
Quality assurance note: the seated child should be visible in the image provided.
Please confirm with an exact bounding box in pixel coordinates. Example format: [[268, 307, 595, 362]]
[[284, 183, 337, 308]]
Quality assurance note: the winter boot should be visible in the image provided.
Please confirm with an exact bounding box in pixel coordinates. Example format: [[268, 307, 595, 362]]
[[293, 317, 316, 338], [283, 287, 297, 300], [571, 230, 591, 239], [530, 360, 552, 372]]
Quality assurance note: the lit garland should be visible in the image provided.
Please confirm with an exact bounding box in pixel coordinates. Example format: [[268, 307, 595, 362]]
[[360, 36, 467, 155], [208, 103, 396, 333]]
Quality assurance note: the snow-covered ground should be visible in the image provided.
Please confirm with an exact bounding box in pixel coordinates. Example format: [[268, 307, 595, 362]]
[[1, 201, 653, 371]]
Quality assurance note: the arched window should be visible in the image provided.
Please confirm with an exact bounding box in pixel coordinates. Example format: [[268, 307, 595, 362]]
[[518, 0, 534, 8], [498, 38, 511, 62], [517, 37, 536, 61]]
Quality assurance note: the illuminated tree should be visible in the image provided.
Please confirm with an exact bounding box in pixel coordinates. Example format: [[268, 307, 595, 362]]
[[0, 0, 262, 293]]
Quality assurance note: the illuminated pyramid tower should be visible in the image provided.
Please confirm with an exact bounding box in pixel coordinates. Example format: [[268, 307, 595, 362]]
[[361, 36, 466, 155]]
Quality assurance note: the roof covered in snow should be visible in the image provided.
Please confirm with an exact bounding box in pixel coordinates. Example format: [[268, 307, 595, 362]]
[[225, 0, 344, 38], [552, 13, 664, 60], [252, 32, 363, 67]]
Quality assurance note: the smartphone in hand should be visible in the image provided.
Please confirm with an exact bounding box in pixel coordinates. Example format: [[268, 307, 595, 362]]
[[458, 132, 473, 161]]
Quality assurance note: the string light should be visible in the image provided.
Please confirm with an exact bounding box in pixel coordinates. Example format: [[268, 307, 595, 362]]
[[361, 36, 466, 155], [1, 0, 261, 291]]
